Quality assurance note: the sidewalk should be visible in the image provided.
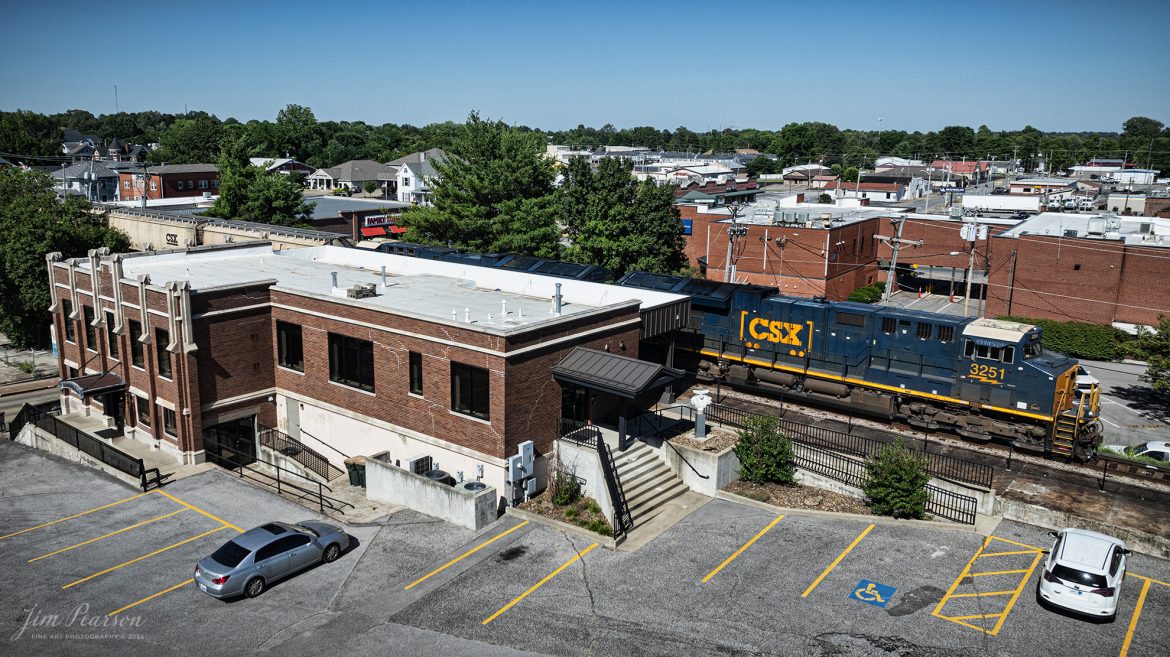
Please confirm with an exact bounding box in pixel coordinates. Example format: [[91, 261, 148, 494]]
[[0, 333, 58, 388]]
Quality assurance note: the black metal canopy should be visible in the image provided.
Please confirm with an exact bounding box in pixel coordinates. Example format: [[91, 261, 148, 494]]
[[59, 372, 125, 398], [552, 347, 684, 400]]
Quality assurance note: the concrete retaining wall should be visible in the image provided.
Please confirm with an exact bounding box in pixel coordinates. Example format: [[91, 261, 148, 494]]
[[364, 451, 497, 530], [656, 441, 737, 497], [555, 440, 614, 524], [15, 425, 140, 489], [995, 496, 1170, 560], [259, 445, 325, 484]]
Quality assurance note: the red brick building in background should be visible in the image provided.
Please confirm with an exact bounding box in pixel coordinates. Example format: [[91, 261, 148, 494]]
[[47, 243, 687, 499], [118, 164, 219, 202]]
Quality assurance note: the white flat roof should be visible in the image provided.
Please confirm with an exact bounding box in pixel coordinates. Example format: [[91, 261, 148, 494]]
[[84, 245, 688, 336]]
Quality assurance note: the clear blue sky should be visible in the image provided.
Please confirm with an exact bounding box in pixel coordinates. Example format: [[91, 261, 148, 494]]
[[3, 0, 1169, 133]]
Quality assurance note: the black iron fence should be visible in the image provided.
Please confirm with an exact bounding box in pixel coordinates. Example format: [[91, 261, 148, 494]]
[[924, 484, 979, 525], [258, 426, 344, 482], [792, 442, 867, 488], [707, 403, 994, 490], [10, 403, 162, 490], [556, 421, 633, 536]]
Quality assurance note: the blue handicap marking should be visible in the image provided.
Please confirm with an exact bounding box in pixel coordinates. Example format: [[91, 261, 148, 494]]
[[850, 579, 896, 608]]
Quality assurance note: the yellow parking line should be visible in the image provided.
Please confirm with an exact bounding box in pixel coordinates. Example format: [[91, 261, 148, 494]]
[[978, 549, 1042, 557], [28, 509, 189, 563], [1128, 572, 1170, 588], [405, 520, 529, 590], [802, 524, 875, 598], [948, 612, 1004, 621], [1119, 578, 1152, 657], [932, 535, 1044, 636], [154, 490, 243, 533], [947, 590, 1016, 598], [62, 526, 228, 589], [0, 492, 154, 541], [483, 543, 598, 625], [702, 515, 784, 583], [968, 569, 1030, 577], [108, 580, 193, 617]]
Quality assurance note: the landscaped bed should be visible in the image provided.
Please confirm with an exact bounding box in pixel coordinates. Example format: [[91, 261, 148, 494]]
[[519, 493, 614, 536], [725, 480, 873, 515]]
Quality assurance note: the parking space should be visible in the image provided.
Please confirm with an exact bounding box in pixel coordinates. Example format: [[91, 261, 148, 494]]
[[5, 438, 1170, 657]]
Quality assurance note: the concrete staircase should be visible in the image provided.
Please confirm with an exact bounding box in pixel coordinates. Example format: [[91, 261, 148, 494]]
[[613, 440, 689, 525]]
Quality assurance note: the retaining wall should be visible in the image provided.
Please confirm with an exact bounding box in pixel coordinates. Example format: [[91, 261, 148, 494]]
[[365, 451, 497, 530]]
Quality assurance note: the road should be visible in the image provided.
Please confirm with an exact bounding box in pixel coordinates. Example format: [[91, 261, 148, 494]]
[[1079, 359, 1169, 448], [0, 386, 59, 428]]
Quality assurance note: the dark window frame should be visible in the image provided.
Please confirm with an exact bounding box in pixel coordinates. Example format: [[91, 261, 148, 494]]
[[156, 328, 172, 379], [409, 351, 424, 395], [62, 300, 76, 343], [129, 319, 145, 367], [136, 395, 150, 427], [162, 406, 177, 436], [836, 312, 866, 328], [276, 321, 304, 372], [451, 362, 490, 421], [328, 333, 375, 393], [83, 305, 97, 351], [105, 311, 119, 359]]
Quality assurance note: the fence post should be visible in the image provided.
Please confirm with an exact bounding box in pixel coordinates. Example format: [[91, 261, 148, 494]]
[[318, 483, 324, 513], [1005, 449, 1012, 471], [276, 465, 281, 495]]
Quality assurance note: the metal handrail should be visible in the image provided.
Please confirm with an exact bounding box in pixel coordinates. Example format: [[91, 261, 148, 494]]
[[662, 439, 710, 479], [210, 438, 353, 514], [258, 426, 344, 481]]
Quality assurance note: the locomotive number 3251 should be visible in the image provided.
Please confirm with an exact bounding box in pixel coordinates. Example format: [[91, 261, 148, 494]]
[[969, 363, 1006, 381]]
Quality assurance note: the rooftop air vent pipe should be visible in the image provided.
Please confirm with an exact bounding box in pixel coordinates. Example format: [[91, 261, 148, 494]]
[[554, 283, 563, 316], [381, 265, 387, 286], [331, 271, 338, 289]]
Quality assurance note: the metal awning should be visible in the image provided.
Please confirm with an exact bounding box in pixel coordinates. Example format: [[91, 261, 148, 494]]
[[59, 372, 125, 398], [360, 226, 387, 237], [552, 347, 685, 400]]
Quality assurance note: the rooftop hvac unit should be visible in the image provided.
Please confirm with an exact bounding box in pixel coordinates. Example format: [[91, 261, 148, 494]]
[[346, 283, 377, 299], [405, 455, 432, 475], [460, 481, 488, 493], [423, 469, 454, 486], [1063, 229, 1079, 238]]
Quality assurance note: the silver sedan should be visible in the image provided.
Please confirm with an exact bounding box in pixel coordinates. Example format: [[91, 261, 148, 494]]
[[194, 521, 350, 599]]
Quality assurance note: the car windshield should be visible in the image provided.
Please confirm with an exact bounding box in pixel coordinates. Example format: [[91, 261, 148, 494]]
[[1052, 564, 1108, 589], [210, 540, 251, 568]]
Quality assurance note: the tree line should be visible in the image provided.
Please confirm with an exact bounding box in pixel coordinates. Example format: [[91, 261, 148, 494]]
[[3, 106, 1168, 174]]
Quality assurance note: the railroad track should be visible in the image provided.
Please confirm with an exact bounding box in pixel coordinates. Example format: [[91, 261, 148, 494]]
[[688, 386, 1170, 495]]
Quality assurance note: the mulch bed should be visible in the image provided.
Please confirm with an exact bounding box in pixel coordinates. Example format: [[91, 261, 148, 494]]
[[519, 493, 614, 536], [725, 480, 873, 515]]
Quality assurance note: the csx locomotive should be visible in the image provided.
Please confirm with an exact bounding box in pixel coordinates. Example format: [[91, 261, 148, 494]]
[[620, 272, 1103, 461]]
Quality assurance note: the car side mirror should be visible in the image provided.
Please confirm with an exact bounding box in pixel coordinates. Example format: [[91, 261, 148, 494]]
[[1123, 549, 1133, 556], [1047, 531, 1059, 539]]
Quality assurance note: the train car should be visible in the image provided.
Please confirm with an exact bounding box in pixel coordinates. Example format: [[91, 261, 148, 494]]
[[620, 273, 1102, 460]]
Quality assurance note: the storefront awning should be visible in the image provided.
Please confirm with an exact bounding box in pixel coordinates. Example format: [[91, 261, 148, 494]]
[[59, 372, 125, 398], [360, 226, 387, 237], [388, 225, 409, 234], [553, 347, 685, 400]]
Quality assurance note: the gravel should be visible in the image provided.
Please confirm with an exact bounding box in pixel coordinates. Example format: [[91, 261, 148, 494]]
[[725, 480, 873, 515]]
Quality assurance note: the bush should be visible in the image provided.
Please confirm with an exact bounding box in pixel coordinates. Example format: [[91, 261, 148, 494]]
[[848, 281, 886, 304], [818, 193, 833, 204], [363, 181, 378, 194], [550, 465, 582, 506], [16, 360, 36, 374], [997, 316, 1129, 360], [733, 415, 796, 485], [862, 439, 930, 519]]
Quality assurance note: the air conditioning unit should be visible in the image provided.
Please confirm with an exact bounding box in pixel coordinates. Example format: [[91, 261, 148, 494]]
[[346, 283, 377, 299], [405, 455, 432, 475]]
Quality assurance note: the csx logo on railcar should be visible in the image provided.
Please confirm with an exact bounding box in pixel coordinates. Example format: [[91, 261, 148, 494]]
[[739, 312, 813, 356]]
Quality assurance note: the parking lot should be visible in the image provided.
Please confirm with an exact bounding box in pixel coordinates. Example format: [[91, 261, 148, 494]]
[[3, 439, 1169, 657]]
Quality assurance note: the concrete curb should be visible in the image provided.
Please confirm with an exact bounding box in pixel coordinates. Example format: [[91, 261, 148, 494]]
[[714, 490, 991, 534], [505, 506, 619, 550], [0, 376, 59, 396]]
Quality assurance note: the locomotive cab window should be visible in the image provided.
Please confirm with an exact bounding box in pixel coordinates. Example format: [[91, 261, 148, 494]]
[[1023, 338, 1042, 358], [964, 340, 1015, 363]]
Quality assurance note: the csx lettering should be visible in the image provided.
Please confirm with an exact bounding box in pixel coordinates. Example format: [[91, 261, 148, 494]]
[[746, 318, 804, 346]]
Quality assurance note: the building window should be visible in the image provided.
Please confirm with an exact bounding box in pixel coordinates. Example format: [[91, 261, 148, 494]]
[[409, 352, 423, 395], [328, 333, 374, 392], [162, 406, 177, 436], [129, 319, 144, 367], [199, 179, 208, 189], [402, 177, 411, 187], [67, 366, 78, 380], [187, 180, 193, 189], [123, 179, 130, 188], [105, 311, 119, 359], [177, 180, 184, 190], [276, 321, 303, 372], [451, 362, 490, 421], [62, 300, 75, 343], [156, 328, 172, 378], [136, 396, 150, 427], [212, 179, 219, 188], [150, 180, 157, 191], [83, 306, 97, 351]]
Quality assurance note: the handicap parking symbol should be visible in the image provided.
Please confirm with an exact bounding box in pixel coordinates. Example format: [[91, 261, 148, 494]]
[[850, 579, 895, 608]]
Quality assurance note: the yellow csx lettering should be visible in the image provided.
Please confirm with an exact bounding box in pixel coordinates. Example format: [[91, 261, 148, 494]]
[[746, 318, 805, 346]]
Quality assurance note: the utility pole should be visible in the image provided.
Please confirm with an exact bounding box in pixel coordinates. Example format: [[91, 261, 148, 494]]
[[723, 202, 749, 283], [874, 217, 923, 304], [960, 217, 986, 317]]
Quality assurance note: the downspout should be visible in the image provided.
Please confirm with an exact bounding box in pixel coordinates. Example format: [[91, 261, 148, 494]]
[[45, 252, 63, 312]]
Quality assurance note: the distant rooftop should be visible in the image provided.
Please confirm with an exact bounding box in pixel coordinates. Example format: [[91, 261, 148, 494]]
[[700, 198, 905, 227], [998, 212, 1170, 247], [80, 245, 686, 337], [1012, 178, 1076, 186], [306, 195, 411, 220]]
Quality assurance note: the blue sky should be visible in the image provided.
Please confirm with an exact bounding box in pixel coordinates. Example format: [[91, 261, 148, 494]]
[[3, 0, 1169, 133]]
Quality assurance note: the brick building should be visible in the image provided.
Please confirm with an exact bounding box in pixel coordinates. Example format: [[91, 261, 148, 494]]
[[118, 164, 220, 202], [47, 244, 687, 499]]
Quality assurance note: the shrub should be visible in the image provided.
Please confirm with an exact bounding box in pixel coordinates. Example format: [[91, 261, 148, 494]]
[[16, 360, 36, 374], [998, 315, 1129, 360], [363, 181, 378, 194], [550, 465, 582, 506], [564, 508, 578, 519], [585, 500, 601, 514], [818, 193, 833, 204], [585, 519, 613, 536], [733, 415, 796, 485], [848, 281, 887, 304], [862, 439, 930, 519]]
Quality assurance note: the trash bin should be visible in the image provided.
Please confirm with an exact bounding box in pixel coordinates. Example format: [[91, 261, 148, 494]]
[[343, 455, 367, 488]]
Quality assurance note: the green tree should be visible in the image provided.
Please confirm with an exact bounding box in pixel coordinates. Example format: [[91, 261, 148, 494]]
[[733, 415, 796, 485], [274, 104, 322, 163], [842, 166, 860, 183], [862, 439, 930, 519], [400, 112, 560, 258], [559, 157, 686, 278], [1134, 317, 1170, 400], [151, 114, 223, 163], [1122, 116, 1165, 139], [0, 169, 130, 348], [207, 140, 314, 226]]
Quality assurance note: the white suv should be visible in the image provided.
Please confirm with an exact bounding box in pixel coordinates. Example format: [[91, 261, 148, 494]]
[[1038, 528, 1131, 620]]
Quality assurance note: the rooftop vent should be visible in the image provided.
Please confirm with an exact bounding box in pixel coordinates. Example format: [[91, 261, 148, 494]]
[[346, 283, 377, 299]]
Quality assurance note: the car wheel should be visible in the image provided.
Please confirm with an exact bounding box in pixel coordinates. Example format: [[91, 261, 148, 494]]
[[244, 577, 265, 598], [323, 543, 341, 563]]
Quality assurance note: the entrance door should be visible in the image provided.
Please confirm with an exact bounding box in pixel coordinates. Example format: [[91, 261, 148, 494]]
[[561, 385, 588, 423], [203, 416, 257, 469], [104, 391, 125, 433]]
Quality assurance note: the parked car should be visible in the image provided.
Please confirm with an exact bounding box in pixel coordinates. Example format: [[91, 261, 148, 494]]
[[1100, 440, 1170, 464], [1037, 528, 1131, 620], [1075, 366, 1098, 395], [194, 521, 350, 599], [992, 186, 1007, 194]]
